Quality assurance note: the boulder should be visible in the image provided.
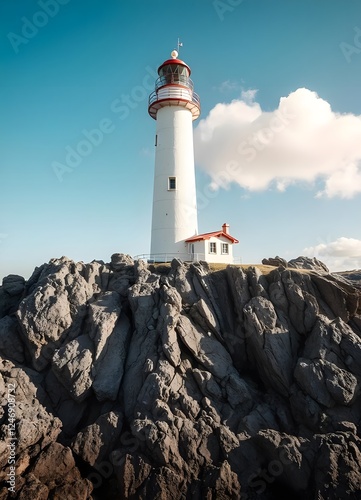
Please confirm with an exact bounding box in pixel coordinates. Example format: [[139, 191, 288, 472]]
[[110, 253, 134, 271], [262, 256, 288, 267], [2, 274, 25, 296], [72, 411, 123, 467]]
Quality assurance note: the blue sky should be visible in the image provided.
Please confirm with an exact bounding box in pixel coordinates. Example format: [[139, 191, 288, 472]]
[[1, 0, 361, 280]]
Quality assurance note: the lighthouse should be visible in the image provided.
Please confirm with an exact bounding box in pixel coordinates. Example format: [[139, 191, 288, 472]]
[[148, 49, 200, 262]]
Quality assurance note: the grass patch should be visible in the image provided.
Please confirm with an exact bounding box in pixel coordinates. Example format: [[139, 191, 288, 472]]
[[209, 263, 277, 274], [148, 261, 315, 277], [149, 261, 279, 275]]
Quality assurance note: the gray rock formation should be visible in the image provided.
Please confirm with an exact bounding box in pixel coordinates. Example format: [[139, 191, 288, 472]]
[[335, 269, 361, 289], [0, 253, 360, 499], [262, 255, 288, 268], [288, 256, 330, 273], [263, 255, 330, 273]]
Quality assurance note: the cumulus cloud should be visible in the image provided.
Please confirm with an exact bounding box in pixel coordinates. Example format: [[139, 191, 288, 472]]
[[194, 88, 361, 198], [304, 237, 361, 271]]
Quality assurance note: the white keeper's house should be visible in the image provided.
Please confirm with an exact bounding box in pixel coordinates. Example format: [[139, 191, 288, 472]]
[[139, 47, 239, 264], [185, 223, 239, 264]]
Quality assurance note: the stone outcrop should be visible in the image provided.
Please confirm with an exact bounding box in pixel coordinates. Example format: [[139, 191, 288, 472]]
[[0, 254, 360, 499], [262, 255, 330, 273]]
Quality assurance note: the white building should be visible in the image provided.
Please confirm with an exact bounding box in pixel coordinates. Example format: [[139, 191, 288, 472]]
[[185, 223, 239, 264], [148, 49, 199, 262], [146, 49, 239, 264]]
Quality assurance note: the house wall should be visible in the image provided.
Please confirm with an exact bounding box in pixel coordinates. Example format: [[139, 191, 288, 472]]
[[188, 236, 234, 264]]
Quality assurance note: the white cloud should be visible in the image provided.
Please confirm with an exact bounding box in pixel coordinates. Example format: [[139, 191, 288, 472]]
[[240, 88, 258, 104], [216, 80, 243, 93], [317, 164, 361, 199], [304, 237, 361, 271], [194, 88, 361, 198]]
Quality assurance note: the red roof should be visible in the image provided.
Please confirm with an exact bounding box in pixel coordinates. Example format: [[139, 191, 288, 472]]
[[185, 230, 239, 244], [158, 58, 191, 76]]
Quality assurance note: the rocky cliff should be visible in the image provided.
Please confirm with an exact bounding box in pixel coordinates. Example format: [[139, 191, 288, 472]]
[[0, 254, 361, 499]]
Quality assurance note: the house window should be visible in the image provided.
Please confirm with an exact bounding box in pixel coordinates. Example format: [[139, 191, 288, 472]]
[[209, 242, 217, 254], [168, 177, 176, 190], [221, 243, 229, 255]]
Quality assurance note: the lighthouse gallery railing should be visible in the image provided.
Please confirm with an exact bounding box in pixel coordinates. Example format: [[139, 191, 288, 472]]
[[148, 75, 200, 109], [149, 88, 200, 108]]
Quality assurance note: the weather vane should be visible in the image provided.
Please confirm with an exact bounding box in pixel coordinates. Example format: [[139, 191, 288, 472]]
[[177, 38, 183, 54]]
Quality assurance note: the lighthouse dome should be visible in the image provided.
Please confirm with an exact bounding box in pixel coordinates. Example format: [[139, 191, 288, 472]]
[[157, 50, 191, 77]]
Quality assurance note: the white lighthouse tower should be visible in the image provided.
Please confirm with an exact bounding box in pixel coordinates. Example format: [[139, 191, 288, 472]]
[[148, 49, 200, 262]]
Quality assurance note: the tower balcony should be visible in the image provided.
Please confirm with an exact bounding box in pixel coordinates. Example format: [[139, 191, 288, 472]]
[[148, 76, 201, 120]]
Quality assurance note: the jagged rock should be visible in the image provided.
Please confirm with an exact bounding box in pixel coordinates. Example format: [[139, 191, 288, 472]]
[[44, 370, 89, 436], [17, 282, 73, 370], [288, 256, 329, 273], [334, 269, 361, 289], [243, 296, 294, 396], [16, 259, 95, 370], [0, 275, 26, 318], [72, 411, 123, 467], [311, 272, 359, 322], [247, 266, 269, 299], [85, 291, 131, 401], [202, 461, 241, 498], [0, 254, 360, 498], [158, 284, 183, 367], [111, 452, 152, 498], [0, 315, 24, 363], [17, 474, 49, 500], [52, 334, 94, 402], [243, 401, 281, 435], [83, 261, 105, 294], [253, 430, 313, 492], [93, 313, 131, 401], [172, 261, 199, 305], [28, 442, 93, 498], [313, 432, 361, 498], [1, 360, 61, 446], [262, 256, 288, 267], [294, 357, 357, 407], [176, 314, 239, 381], [2, 274, 25, 296], [110, 253, 134, 271], [0, 358, 63, 496], [289, 384, 325, 430], [282, 271, 309, 334]]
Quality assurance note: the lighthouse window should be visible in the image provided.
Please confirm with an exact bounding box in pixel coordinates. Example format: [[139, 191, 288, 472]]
[[221, 243, 229, 255], [160, 65, 189, 77], [209, 242, 217, 254], [168, 177, 176, 190]]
